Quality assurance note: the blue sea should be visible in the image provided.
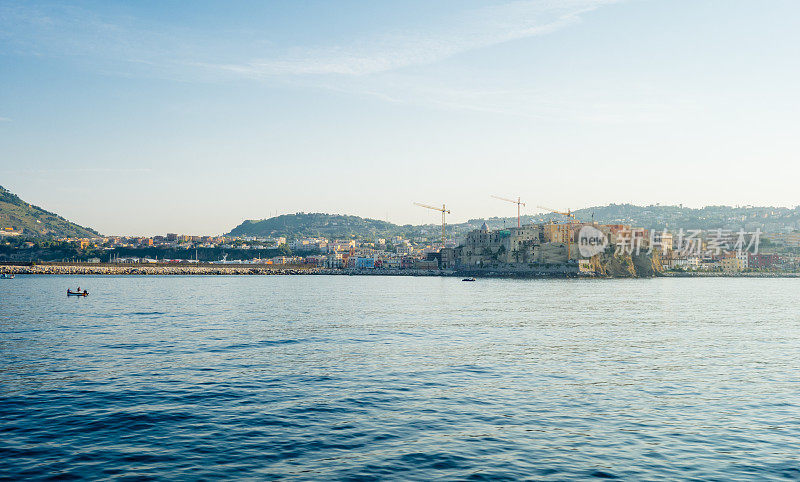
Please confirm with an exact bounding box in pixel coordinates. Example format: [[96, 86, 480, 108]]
[[1, 275, 799, 480]]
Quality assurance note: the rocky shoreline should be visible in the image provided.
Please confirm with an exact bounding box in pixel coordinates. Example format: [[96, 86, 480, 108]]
[[0, 264, 320, 276], [0, 264, 458, 277], [660, 271, 800, 278], [2, 263, 798, 278]]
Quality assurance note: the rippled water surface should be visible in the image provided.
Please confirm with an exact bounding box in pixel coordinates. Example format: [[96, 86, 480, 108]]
[[1, 275, 799, 480]]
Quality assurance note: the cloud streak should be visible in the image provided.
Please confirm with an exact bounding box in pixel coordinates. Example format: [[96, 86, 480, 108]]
[[2, 1, 654, 121], [307, 75, 698, 124], [197, 0, 620, 78], [1, 1, 619, 79]]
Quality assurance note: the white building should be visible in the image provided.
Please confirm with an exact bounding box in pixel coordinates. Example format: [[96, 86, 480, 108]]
[[672, 257, 701, 269], [736, 252, 749, 269]]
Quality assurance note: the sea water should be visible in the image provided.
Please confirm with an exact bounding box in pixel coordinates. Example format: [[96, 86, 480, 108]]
[[1, 275, 799, 479]]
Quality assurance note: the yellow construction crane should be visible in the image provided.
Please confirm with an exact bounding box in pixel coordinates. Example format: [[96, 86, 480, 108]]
[[491, 195, 526, 228], [537, 205, 578, 260], [414, 202, 450, 247], [537, 205, 576, 221]]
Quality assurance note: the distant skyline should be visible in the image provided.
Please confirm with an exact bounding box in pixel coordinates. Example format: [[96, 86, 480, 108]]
[[2, 0, 800, 236]]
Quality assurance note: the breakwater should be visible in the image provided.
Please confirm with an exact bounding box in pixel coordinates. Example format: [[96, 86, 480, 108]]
[[0, 264, 573, 277], [4, 263, 796, 278], [0, 263, 319, 276], [661, 270, 800, 278], [0, 264, 454, 277]]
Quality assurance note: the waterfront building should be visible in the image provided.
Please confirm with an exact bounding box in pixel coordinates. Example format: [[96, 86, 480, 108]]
[[748, 253, 781, 269], [720, 257, 743, 272], [735, 252, 749, 269], [326, 252, 345, 268], [672, 257, 701, 269], [354, 257, 376, 269], [378, 257, 401, 269]]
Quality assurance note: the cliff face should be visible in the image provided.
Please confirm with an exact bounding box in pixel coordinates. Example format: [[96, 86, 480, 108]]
[[598, 253, 637, 277], [593, 251, 661, 278], [632, 252, 662, 277]]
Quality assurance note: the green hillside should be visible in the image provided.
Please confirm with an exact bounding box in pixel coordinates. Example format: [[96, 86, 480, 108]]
[[227, 213, 401, 239], [0, 185, 99, 238]]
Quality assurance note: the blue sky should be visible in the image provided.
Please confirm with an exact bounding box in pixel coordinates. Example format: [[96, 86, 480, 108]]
[[1, 0, 799, 235]]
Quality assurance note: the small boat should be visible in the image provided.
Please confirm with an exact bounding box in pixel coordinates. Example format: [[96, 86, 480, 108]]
[[462, 278, 476, 282], [0, 273, 14, 279], [67, 290, 89, 297]]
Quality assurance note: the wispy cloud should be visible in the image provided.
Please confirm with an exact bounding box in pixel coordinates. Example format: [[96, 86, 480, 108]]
[[2, 1, 652, 120], [0, 117, 10, 122], [1, 1, 619, 79], [196, 0, 620, 78], [281, 71, 696, 124]]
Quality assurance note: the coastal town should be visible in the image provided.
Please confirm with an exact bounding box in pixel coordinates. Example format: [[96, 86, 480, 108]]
[[0, 182, 800, 277], [3, 182, 800, 276], [2, 217, 798, 276]]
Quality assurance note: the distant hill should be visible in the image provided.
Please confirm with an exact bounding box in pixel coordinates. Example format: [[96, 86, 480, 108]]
[[227, 213, 402, 239], [570, 204, 800, 231], [0, 185, 99, 238], [229, 204, 800, 241], [471, 204, 800, 232]]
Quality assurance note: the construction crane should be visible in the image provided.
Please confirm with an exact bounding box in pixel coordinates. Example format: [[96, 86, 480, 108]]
[[491, 195, 526, 228], [537, 205, 578, 261], [414, 202, 450, 247], [537, 205, 576, 221]]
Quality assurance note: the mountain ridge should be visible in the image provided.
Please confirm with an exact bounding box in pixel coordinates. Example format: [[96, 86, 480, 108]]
[[227, 204, 800, 240], [0, 185, 99, 238]]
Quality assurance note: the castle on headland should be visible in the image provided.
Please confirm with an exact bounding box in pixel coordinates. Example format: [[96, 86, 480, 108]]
[[436, 221, 668, 276]]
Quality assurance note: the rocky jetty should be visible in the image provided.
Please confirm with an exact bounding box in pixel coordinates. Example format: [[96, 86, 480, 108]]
[[0, 264, 319, 276]]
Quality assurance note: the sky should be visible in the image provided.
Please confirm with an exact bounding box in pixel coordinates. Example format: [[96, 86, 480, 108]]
[[1, 0, 799, 236]]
